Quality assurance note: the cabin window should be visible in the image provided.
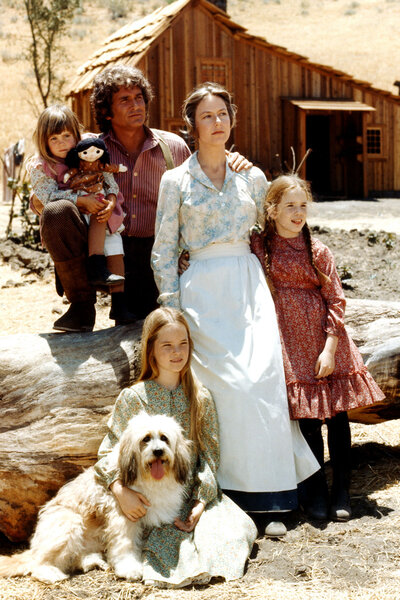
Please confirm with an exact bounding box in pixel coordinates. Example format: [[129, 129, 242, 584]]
[[366, 127, 383, 156], [197, 58, 231, 89]]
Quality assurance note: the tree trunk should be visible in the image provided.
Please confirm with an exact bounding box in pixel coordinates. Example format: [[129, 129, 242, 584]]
[[344, 299, 400, 424], [0, 323, 142, 542], [0, 299, 399, 542]]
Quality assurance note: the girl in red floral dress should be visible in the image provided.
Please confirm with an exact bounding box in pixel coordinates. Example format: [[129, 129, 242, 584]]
[[251, 174, 384, 522]]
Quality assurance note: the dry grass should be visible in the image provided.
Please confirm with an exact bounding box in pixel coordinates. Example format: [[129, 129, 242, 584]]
[[0, 418, 399, 600]]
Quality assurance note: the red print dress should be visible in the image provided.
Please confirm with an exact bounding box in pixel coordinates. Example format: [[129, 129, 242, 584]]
[[252, 232, 384, 419]]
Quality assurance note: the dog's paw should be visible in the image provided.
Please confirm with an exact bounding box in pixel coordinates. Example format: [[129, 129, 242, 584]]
[[31, 564, 69, 584], [113, 555, 142, 581], [81, 553, 109, 573]]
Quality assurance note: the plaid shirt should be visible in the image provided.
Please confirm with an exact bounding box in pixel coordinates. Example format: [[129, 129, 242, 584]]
[[101, 127, 190, 237]]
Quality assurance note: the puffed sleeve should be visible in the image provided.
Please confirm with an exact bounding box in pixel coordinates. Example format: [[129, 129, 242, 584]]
[[249, 167, 269, 229], [94, 387, 145, 488], [313, 240, 346, 336], [151, 171, 182, 308], [192, 389, 220, 506], [30, 164, 78, 205]]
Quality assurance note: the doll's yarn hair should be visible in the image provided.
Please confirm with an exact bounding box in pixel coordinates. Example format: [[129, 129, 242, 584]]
[[138, 307, 207, 453], [65, 137, 110, 169], [91, 65, 154, 133], [33, 104, 82, 167], [263, 174, 331, 288], [182, 81, 237, 140]]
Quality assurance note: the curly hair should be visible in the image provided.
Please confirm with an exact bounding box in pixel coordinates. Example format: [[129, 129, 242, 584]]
[[181, 81, 237, 140], [90, 64, 154, 133]]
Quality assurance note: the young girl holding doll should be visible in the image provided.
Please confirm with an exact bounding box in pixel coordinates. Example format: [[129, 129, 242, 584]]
[[28, 104, 135, 331], [251, 174, 385, 522], [94, 306, 257, 587]]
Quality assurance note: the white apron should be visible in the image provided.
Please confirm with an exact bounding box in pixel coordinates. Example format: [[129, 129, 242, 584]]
[[180, 242, 318, 503]]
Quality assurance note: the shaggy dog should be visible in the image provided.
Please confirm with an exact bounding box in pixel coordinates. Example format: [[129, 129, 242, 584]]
[[0, 412, 192, 584]]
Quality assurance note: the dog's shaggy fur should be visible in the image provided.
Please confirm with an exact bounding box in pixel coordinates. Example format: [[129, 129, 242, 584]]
[[0, 412, 192, 584]]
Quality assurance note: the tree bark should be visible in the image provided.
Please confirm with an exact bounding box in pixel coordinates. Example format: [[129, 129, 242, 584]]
[[0, 322, 142, 542], [0, 299, 399, 541], [344, 299, 400, 424]]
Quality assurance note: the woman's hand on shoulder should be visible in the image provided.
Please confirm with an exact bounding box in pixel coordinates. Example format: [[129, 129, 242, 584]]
[[174, 500, 205, 532], [226, 150, 253, 172], [110, 480, 151, 522]]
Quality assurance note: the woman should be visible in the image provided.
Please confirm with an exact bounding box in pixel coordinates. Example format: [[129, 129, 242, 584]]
[[151, 83, 319, 532]]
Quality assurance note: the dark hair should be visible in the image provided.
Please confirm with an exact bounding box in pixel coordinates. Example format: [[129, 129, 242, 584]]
[[182, 81, 237, 139], [90, 64, 154, 133], [65, 137, 110, 168]]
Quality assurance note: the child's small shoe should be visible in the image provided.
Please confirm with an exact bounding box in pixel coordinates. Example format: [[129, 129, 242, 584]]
[[110, 292, 138, 325], [87, 255, 125, 287]]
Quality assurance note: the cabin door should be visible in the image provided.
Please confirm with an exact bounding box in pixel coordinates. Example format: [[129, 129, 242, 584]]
[[305, 112, 364, 198], [305, 114, 331, 195]]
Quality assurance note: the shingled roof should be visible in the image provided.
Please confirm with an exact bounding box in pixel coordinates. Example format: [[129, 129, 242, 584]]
[[68, 0, 400, 103]]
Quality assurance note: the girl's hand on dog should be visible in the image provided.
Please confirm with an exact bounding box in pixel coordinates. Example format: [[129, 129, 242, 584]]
[[110, 480, 151, 522], [174, 500, 205, 532]]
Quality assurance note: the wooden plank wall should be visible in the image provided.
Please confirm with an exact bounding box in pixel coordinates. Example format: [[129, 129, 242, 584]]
[[69, 2, 400, 193]]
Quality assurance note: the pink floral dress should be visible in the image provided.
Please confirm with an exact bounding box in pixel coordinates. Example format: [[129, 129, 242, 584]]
[[252, 231, 384, 419]]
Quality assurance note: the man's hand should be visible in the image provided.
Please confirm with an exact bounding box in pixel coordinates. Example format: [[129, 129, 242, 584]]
[[96, 194, 116, 223]]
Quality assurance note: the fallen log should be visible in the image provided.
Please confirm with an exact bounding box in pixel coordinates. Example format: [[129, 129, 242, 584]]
[[0, 322, 142, 542], [0, 299, 399, 542], [344, 299, 400, 424]]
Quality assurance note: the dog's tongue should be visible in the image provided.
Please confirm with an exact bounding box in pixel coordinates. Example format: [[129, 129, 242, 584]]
[[151, 459, 165, 480]]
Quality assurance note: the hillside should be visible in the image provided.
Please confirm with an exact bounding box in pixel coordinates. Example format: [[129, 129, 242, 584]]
[[1, 0, 399, 160]]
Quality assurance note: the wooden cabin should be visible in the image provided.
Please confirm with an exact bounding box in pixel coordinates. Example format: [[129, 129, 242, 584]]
[[68, 0, 400, 198]]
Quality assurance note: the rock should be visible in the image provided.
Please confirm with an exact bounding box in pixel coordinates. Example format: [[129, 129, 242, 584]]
[[0, 239, 52, 279]]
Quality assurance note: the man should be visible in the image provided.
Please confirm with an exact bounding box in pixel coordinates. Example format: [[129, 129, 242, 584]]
[[90, 65, 191, 320]]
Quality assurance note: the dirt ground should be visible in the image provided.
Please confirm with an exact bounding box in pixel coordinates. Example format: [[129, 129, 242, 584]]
[[0, 199, 399, 600]]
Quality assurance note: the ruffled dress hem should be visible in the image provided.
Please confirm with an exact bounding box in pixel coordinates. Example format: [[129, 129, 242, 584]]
[[287, 367, 385, 419]]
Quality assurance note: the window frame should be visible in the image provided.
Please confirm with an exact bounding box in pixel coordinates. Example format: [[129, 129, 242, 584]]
[[366, 125, 384, 159]]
